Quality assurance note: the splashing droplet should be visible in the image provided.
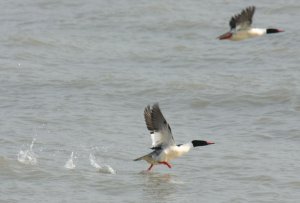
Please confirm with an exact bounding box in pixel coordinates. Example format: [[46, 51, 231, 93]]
[[102, 164, 116, 175], [89, 153, 101, 169], [17, 139, 37, 165], [89, 153, 116, 174], [64, 152, 76, 169]]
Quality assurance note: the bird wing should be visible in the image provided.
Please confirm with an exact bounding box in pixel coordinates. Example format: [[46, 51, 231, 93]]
[[229, 6, 255, 31], [144, 103, 175, 149]]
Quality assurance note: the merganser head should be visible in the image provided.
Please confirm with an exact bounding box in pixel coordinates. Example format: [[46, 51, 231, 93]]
[[192, 140, 215, 147], [266, 28, 284, 34]]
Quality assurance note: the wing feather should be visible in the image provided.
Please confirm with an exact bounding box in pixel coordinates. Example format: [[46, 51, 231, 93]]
[[144, 103, 175, 148], [230, 6, 255, 31]]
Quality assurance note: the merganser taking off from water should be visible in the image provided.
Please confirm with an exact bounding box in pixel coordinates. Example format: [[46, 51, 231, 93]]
[[134, 103, 214, 171], [218, 6, 284, 41]]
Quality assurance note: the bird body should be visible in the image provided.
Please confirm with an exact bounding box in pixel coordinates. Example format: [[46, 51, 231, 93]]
[[134, 103, 214, 171], [218, 6, 283, 41], [134, 143, 193, 163], [230, 28, 267, 41]]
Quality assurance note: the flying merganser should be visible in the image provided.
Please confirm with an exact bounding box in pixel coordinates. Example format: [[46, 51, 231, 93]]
[[134, 103, 214, 171], [218, 6, 284, 41]]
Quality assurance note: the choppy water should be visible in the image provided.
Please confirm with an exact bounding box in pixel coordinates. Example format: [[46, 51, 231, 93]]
[[1, 0, 300, 202]]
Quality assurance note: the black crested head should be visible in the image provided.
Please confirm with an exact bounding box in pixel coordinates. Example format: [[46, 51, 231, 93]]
[[266, 28, 284, 34], [192, 140, 214, 147]]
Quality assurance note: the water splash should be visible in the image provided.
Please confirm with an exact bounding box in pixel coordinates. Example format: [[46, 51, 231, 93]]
[[89, 153, 116, 174], [89, 153, 101, 168], [17, 138, 37, 165], [64, 152, 76, 169]]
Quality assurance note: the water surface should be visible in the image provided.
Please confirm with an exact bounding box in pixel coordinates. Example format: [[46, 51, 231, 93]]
[[0, 0, 299, 202]]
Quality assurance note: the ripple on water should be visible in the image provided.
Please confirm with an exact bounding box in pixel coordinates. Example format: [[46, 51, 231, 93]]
[[235, 175, 276, 183], [284, 181, 300, 189]]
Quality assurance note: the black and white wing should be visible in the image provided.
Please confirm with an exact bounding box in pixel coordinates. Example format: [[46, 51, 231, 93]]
[[230, 6, 255, 31], [144, 103, 175, 149]]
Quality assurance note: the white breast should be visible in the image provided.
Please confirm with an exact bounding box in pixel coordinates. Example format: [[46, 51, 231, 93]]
[[159, 143, 193, 162], [231, 28, 266, 41]]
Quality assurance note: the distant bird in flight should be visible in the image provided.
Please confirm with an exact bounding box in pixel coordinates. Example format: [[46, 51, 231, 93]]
[[218, 6, 284, 41], [134, 103, 214, 171]]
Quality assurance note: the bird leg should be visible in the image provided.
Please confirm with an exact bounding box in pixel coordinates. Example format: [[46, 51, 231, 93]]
[[159, 161, 172, 168], [147, 164, 154, 171]]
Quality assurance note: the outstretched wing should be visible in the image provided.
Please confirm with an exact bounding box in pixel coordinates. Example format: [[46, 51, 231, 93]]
[[230, 6, 255, 31], [144, 103, 175, 149]]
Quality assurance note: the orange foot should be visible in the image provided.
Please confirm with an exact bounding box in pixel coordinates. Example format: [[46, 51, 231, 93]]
[[159, 161, 172, 168], [147, 164, 154, 171]]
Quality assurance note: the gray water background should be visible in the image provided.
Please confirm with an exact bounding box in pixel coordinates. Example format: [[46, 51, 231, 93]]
[[0, 0, 300, 202]]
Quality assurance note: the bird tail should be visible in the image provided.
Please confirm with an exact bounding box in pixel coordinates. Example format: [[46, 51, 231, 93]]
[[133, 154, 148, 161], [133, 153, 153, 162]]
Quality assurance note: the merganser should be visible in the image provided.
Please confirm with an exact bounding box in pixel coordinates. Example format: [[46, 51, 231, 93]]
[[134, 103, 214, 171], [218, 6, 284, 41]]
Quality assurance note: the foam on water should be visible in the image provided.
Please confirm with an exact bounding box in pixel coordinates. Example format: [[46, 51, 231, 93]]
[[89, 153, 116, 174], [17, 138, 37, 165]]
